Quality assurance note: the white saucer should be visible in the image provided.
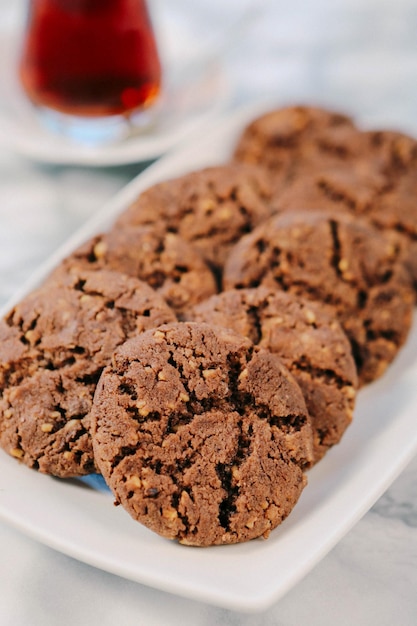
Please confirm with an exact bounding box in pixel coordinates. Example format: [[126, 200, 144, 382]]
[[0, 10, 233, 166]]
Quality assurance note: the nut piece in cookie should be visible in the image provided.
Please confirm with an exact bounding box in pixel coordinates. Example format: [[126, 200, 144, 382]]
[[91, 322, 313, 546], [223, 211, 414, 385], [188, 287, 358, 463], [114, 164, 275, 273], [50, 225, 217, 318], [0, 269, 176, 477]]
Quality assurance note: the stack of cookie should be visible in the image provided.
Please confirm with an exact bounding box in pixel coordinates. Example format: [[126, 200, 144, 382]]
[[0, 105, 415, 547]]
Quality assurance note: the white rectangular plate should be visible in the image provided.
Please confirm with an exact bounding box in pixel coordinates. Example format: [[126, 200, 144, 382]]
[[1, 101, 417, 613]]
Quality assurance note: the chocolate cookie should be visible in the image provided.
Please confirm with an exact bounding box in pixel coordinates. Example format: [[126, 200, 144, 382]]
[[50, 224, 217, 318], [271, 165, 417, 292], [91, 322, 313, 546], [223, 211, 414, 385], [233, 105, 360, 186], [265, 125, 417, 223], [0, 269, 176, 477], [187, 288, 358, 463], [114, 164, 274, 273]]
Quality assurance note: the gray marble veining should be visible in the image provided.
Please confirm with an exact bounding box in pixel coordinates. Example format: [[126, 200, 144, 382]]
[[372, 459, 417, 527]]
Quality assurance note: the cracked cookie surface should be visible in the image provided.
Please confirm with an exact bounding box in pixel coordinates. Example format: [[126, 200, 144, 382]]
[[0, 268, 176, 477], [233, 105, 360, 186], [51, 225, 217, 318], [91, 322, 313, 546], [187, 288, 358, 463], [114, 164, 274, 273], [270, 164, 417, 293], [223, 211, 414, 385]]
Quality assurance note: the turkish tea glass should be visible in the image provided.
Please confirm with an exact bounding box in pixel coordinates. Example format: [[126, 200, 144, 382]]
[[19, 0, 162, 144]]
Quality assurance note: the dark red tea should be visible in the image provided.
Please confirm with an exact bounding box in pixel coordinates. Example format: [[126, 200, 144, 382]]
[[19, 0, 162, 118]]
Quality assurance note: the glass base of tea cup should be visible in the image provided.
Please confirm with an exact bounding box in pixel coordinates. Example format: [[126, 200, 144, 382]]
[[35, 103, 160, 146]]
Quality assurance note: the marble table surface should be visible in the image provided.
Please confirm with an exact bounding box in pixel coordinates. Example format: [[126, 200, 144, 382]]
[[0, 0, 416, 624]]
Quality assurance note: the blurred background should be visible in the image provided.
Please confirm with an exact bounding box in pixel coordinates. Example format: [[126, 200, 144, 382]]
[[3, 0, 417, 130], [137, 0, 416, 130], [156, 0, 417, 131]]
